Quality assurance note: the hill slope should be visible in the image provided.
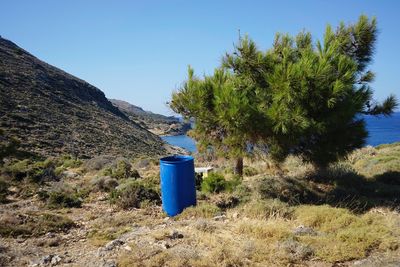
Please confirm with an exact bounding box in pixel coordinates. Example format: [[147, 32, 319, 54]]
[[0, 37, 165, 158], [110, 99, 191, 136]]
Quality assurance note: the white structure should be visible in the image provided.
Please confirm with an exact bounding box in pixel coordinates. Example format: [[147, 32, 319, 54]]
[[195, 166, 214, 177]]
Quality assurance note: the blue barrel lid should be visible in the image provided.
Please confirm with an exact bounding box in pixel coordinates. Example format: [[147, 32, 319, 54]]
[[160, 155, 193, 165]]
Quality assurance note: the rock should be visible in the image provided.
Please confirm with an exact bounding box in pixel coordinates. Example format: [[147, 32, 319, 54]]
[[158, 240, 170, 249], [232, 212, 239, 219], [293, 225, 318, 236], [170, 230, 184, 239], [50, 255, 62, 265], [40, 255, 53, 265], [213, 215, 227, 221], [277, 240, 314, 261], [123, 245, 132, 251], [45, 232, 56, 238], [62, 171, 79, 179], [102, 260, 117, 267], [105, 239, 124, 250], [353, 259, 367, 265], [35, 254, 62, 266]]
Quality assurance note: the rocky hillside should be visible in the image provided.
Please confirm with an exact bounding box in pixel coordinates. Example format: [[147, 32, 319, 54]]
[[0, 37, 166, 158], [110, 99, 191, 136]]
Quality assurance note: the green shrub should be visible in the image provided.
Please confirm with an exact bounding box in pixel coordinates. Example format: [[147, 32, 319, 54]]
[[112, 160, 133, 179], [29, 159, 57, 183], [139, 175, 160, 193], [100, 160, 140, 180], [91, 176, 119, 192], [110, 180, 160, 209], [5, 159, 30, 180], [3, 159, 57, 183], [59, 155, 82, 168], [201, 173, 241, 194], [47, 191, 82, 209], [244, 166, 258, 176], [45, 186, 82, 209], [201, 173, 227, 193], [101, 167, 113, 176], [232, 183, 252, 203]]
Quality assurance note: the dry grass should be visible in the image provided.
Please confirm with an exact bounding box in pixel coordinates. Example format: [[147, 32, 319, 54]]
[[2, 144, 400, 266], [0, 211, 75, 237], [294, 205, 400, 262], [351, 143, 400, 178], [177, 202, 221, 220]]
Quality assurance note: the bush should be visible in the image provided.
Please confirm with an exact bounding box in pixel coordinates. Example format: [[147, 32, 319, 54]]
[[244, 166, 258, 176], [100, 160, 140, 180], [91, 176, 119, 192], [29, 159, 57, 183], [232, 183, 252, 203], [47, 191, 82, 209], [201, 173, 227, 193], [110, 180, 160, 209], [3, 159, 57, 183], [4, 159, 30, 181], [112, 160, 134, 179], [212, 194, 239, 209], [44, 185, 83, 209], [201, 173, 242, 194], [59, 155, 82, 168], [83, 155, 115, 171]]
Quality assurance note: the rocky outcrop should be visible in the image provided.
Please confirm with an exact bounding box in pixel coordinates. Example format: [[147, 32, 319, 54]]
[[110, 99, 191, 136]]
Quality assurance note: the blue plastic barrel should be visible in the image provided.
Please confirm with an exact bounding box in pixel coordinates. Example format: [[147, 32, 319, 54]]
[[160, 155, 196, 216]]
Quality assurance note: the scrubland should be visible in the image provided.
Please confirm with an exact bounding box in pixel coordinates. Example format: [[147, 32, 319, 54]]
[[1, 144, 400, 266]]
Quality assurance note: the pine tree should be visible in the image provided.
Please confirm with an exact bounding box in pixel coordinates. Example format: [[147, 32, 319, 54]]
[[224, 15, 397, 170], [170, 67, 261, 176], [171, 15, 398, 174]]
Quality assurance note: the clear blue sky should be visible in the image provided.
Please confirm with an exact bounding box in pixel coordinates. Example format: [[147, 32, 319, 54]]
[[1, 0, 399, 115]]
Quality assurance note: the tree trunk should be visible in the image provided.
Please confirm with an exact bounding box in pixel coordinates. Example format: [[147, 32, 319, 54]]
[[234, 157, 243, 177], [312, 163, 328, 181]]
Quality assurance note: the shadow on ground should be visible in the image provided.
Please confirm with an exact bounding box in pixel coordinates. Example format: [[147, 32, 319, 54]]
[[258, 168, 400, 212]]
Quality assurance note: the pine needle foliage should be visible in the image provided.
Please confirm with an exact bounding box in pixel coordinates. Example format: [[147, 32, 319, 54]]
[[170, 15, 398, 171]]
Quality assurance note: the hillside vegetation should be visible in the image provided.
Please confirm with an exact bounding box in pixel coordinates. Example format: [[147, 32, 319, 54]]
[[0, 37, 166, 159], [0, 143, 399, 266]]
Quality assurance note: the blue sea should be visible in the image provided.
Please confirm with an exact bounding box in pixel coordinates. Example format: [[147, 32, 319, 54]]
[[162, 112, 400, 152]]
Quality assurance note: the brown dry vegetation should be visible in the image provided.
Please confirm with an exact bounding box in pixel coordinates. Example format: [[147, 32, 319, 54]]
[[0, 143, 400, 266]]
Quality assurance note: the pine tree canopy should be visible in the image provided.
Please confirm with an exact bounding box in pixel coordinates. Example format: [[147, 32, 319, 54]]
[[170, 15, 398, 171]]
